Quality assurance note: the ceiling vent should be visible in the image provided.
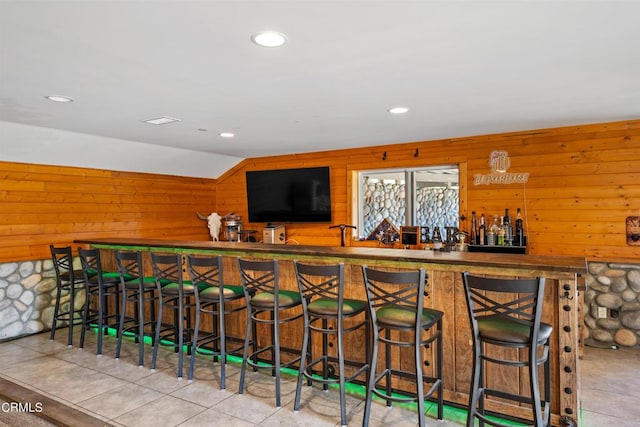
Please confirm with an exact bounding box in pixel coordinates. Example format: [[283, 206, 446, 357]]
[[143, 116, 181, 125]]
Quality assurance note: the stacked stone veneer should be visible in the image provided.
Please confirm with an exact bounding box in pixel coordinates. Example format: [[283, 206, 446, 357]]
[[0, 257, 85, 341], [584, 262, 640, 348], [361, 177, 459, 238]]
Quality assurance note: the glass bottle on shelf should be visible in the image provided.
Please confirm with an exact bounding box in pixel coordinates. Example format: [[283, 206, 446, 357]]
[[479, 214, 486, 245], [515, 207, 524, 246], [470, 211, 478, 245], [497, 216, 505, 246], [487, 214, 499, 246], [503, 208, 513, 246]]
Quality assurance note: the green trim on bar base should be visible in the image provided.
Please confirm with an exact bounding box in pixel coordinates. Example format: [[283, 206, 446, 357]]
[[100, 327, 525, 426]]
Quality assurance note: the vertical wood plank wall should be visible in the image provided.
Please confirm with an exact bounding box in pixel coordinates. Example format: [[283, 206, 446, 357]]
[[217, 119, 640, 261], [0, 162, 216, 261], [1, 119, 638, 263]]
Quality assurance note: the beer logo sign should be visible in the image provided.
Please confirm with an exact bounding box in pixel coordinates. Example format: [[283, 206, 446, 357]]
[[490, 150, 510, 173], [474, 150, 529, 185]]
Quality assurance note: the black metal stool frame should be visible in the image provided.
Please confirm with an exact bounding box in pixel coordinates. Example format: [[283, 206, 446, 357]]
[[78, 247, 121, 355], [237, 258, 303, 408], [293, 261, 370, 426], [462, 272, 551, 427], [114, 250, 158, 366], [150, 252, 198, 379], [186, 254, 246, 388], [49, 245, 86, 347], [361, 265, 444, 427]]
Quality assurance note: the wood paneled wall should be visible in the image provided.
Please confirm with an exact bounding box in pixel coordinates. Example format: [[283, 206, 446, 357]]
[[2, 119, 638, 263], [217, 119, 640, 261], [0, 161, 217, 261]]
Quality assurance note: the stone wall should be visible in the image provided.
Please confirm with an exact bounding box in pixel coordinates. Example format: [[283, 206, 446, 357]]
[[361, 177, 459, 238], [0, 257, 85, 341], [584, 262, 640, 348]]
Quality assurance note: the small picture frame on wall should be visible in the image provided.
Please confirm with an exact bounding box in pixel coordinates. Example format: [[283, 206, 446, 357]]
[[626, 216, 640, 246]]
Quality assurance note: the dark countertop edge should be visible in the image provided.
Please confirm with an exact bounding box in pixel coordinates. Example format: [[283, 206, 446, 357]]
[[75, 238, 587, 275]]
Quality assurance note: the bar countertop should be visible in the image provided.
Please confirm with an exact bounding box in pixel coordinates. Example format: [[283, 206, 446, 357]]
[[76, 237, 587, 276]]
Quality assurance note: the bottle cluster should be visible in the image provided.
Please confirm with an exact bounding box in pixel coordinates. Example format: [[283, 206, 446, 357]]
[[469, 208, 526, 247]]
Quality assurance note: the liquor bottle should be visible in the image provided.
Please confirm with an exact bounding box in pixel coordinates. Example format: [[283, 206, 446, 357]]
[[503, 208, 513, 246], [479, 214, 486, 245], [470, 211, 478, 245], [497, 216, 505, 246], [515, 208, 524, 246], [487, 215, 499, 246]]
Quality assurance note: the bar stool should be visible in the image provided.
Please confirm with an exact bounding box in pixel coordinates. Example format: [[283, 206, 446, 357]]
[[186, 254, 245, 387], [361, 265, 444, 427], [114, 250, 158, 366], [237, 258, 303, 408], [462, 272, 551, 427], [78, 247, 122, 355], [49, 245, 86, 347], [293, 261, 369, 426], [150, 252, 199, 379]]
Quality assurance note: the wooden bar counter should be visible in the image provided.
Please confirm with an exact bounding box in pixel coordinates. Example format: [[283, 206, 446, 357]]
[[77, 238, 586, 426]]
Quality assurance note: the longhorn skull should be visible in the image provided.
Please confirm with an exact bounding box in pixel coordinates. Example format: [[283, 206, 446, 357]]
[[196, 212, 222, 241]]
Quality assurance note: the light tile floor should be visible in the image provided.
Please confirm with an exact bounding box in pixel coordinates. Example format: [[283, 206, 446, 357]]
[[579, 344, 640, 427], [0, 329, 638, 426]]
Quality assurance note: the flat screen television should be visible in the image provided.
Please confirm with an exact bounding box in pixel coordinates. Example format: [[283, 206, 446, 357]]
[[246, 166, 332, 223]]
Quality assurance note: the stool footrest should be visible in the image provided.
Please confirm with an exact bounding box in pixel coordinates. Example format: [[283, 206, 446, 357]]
[[302, 357, 368, 385], [371, 369, 442, 403], [246, 349, 301, 371]]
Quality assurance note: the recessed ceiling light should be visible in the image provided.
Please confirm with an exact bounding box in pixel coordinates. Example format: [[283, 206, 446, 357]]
[[219, 132, 235, 138], [144, 116, 181, 125], [251, 31, 287, 47], [388, 107, 409, 114], [45, 95, 74, 103]]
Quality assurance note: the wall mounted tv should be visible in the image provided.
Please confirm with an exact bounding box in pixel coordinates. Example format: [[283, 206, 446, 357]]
[[246, 166, 332, 223]]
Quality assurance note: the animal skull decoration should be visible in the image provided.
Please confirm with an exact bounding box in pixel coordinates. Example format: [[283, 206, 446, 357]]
[[196, 212, 222, 241]]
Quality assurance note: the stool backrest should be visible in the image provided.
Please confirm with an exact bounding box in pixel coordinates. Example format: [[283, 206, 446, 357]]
[[115, 250, 143, 286], [294, 261, 344, 309], [238, 258, 278, 296], [151, 253, 182, 287], [462, 272, 546, 341], [187, 255, 224, 292], [50, 245, 74, 282], [78, 247, 103, 284]]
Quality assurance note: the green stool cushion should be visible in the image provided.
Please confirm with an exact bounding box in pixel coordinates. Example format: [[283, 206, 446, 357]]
[[160, 280, 199, 294], [308, 298, 367, 316], [477, 315, 552, 344], [199, 284, 244, 299], [251, 290, 301, 309], [86, 271, 121, 285], [376, 305, 442, 329], [123, 276, 156, 290]]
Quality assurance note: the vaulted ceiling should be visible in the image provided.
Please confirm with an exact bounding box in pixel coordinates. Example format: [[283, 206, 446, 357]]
[[1, 1, 639, 178]]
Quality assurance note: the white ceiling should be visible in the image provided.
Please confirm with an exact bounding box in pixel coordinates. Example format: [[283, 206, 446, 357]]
[[1, 1, 639, 178]]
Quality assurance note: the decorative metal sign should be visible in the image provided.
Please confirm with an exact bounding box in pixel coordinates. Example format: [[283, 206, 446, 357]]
[[473, 150, 530, 185], [627, 216, 640, 246]]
